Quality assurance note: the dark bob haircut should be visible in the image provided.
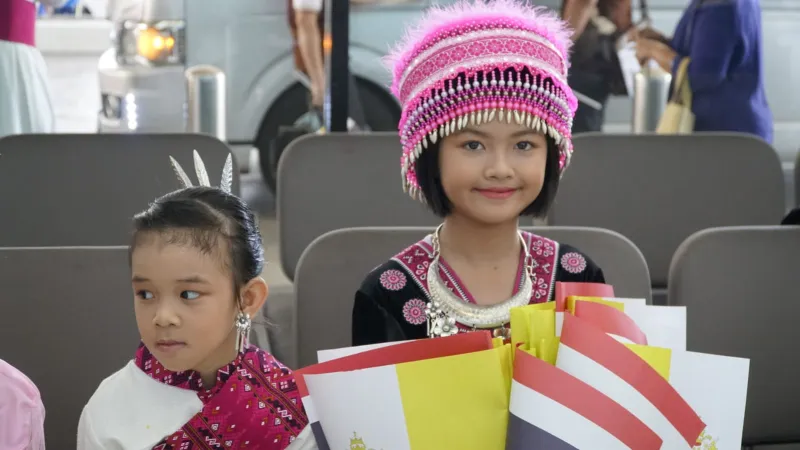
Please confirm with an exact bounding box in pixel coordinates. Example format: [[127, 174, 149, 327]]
[[414, 135, 560, 218], [130, 186, 265, 297]]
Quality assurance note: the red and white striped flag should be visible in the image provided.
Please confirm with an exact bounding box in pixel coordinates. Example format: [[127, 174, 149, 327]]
[[507, 349, 662, 449], [556, 314, 706, 448]]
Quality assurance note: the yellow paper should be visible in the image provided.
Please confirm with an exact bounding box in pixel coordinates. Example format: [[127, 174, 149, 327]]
[[536, 337, 561, 365], [509, 307, 530, 351], [567, 295, 626, 314], [519, 342, 537, 358], [397, 347, 512, 449], [624, 343, 672, 380], [492, 337, 505, 348], [496, 343, 514, 393], [528, 309, 556, 345]]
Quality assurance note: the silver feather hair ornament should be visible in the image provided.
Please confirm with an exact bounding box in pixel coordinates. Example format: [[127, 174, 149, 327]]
[[169, 150, 233, 194]]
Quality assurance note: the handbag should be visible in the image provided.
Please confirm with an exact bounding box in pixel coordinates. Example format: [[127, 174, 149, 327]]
[[656, 57, 695, 134]]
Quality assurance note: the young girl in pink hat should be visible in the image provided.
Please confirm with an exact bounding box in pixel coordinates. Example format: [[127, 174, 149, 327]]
[[352, 0, 606, 345]]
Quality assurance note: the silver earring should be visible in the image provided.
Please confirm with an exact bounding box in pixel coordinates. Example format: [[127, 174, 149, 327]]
[[234, 311, 251, 353]]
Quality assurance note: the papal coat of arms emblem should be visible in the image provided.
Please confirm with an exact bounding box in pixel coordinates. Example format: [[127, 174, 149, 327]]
[[349, 432, 383, 450], [694, 429, 719, 450]]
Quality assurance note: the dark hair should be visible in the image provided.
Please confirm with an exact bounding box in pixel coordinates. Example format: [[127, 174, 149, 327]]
[[415, 135, 560, 218], [130, 187, 265, 297]]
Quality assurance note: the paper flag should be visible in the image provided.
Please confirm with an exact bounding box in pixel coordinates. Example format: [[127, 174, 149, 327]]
[[569, 296, 687, 350], [554, 282, 614, 312], [508, 349, 662, 450], [296, 332, 495, 449], [556, 314, 706, 448], [304, 345, 512, 450], [317, 341, 407, 363]]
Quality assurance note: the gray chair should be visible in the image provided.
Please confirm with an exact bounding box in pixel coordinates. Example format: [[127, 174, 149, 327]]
[[668, 226, 800, 447], [276, 133, 439, 281], [293, 226, 650, 369], [0, 247, 138, 448], [0, 133, 239, 246], [550, 133, 785, 304]]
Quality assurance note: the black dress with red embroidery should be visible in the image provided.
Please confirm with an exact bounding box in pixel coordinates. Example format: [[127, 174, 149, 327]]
[[351, 231, 605, 346]]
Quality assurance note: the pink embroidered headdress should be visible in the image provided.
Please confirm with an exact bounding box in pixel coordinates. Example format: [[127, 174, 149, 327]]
[[387, 0, 578, 200]]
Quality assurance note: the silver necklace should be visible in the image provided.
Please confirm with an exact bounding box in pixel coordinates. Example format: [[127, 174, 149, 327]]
[[425, 224, 537, 339]]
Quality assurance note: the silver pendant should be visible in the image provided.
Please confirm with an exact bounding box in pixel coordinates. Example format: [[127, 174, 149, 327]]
[[424, 225, 536, 338]]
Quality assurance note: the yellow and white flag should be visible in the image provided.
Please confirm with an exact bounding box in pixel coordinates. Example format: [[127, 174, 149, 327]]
[[304, 345, 513, 450]]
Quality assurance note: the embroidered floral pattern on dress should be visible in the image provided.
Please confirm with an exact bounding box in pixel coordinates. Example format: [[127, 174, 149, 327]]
[[534, 274, 550, 301], [560, 252, 587, 274], [531, 237, 556, 258], [134, 343, 308, 449], [380, 269, 407, 291], [402, 299, 428, 325]]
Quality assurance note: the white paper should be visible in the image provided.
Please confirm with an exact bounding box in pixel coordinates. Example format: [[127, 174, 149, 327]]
[[618, 44, 643, 97], [316, 340, 409, 363], [305, 366, 412, 450], [623, 304, 687, 351], [668, 351, 750, 450], [285, 425, 320, 450], [570, 297, 686, 350]]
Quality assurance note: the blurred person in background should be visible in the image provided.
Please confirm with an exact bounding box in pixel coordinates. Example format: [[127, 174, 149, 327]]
[[290, 0, 326, 119], [634, 0, 772, 143], [563, 0, 633, 133], [0, 0, 65, 138], [0, 359, 46, 450]]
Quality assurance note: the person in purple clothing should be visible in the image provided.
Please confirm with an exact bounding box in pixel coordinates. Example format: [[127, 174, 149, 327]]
[[634, 0, 773, 143]]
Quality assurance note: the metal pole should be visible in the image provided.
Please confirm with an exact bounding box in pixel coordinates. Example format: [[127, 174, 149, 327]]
[[185, 65, 227, 140], [323, 0, 349, 132]]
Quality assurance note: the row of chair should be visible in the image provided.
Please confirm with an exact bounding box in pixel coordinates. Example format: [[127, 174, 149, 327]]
[[277, 132, 789, 303], [0, 133, 240, 246], [0, 225, 797, 447], [0, 131, 790, 301]]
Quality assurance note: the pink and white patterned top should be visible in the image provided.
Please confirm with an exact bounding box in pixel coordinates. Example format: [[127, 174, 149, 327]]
[[78, 344, 310, 450]]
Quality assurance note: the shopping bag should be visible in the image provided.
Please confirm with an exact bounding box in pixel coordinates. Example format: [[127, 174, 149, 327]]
[[507, 349, 662, 450], [656, 57, 695, 134], [302, 344, 513, 450]]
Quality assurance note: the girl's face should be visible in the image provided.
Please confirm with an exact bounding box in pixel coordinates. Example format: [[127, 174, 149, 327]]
[[131, 236, 240, 377], [438, 119, 548, 224]]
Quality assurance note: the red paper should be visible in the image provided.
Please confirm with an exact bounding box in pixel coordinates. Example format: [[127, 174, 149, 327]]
[[295, 331, 494, 396], [573, 300, 648, 345], [554, 281, 614, 312]]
